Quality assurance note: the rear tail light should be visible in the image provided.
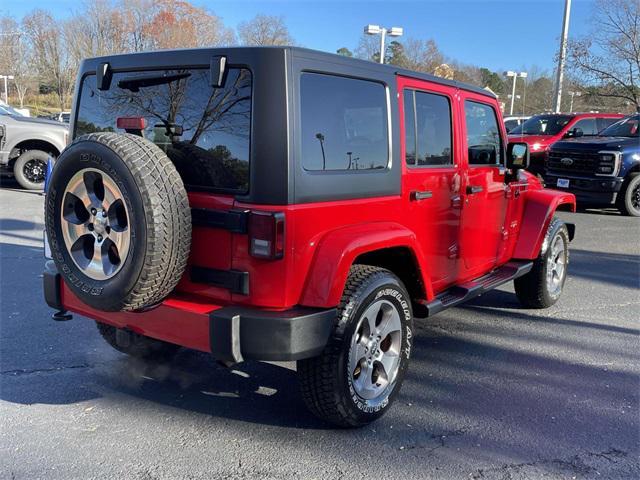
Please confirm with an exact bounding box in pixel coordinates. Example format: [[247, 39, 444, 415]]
[[116, 116, 147, 130], [248, 211, 285, 260]]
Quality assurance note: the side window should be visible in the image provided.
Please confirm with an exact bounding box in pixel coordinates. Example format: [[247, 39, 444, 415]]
[[597, 117, 618, 132], [300, 73, 389, 171], [404, 90, 453, 167], [464, 100, 502, 166], [572, 117, 597, 135]]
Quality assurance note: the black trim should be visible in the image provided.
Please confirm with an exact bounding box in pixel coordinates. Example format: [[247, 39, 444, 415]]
[[422, 261, 533, 317], [210, 306, 336, 363], [43, 260, 63, 310], [190, 266, 249, 295], [191, 208, 249, 233]]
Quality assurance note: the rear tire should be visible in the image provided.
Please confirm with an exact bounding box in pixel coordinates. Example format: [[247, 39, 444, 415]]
[[617, 172, 640, 217], [297, 265, 413, 427], [13, 149, 49, 190], [514, 217, 569, 308], [96, 322, 179, 360]]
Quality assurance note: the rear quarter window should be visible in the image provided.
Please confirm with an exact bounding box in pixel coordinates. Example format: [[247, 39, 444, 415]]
[[300, 73, 389, 171], [75, 68, 252, 194]]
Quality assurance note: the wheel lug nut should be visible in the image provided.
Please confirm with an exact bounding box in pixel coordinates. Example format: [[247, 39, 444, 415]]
[[97, 235, 103, 242], [91, 208, 97, 215], [102, 210, 107, 217], [88, 223, 94, 231]]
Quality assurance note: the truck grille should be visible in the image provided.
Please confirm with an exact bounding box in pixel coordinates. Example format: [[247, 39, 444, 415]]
[[547, 150, 598, 175]]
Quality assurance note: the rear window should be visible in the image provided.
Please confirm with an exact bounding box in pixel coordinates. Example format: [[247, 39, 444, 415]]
[[75, 68, 252, 193], [300, 73, 389, 171]]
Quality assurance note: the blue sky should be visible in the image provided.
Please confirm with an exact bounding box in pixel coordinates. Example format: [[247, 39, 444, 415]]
[[3, 0, 595, 73]]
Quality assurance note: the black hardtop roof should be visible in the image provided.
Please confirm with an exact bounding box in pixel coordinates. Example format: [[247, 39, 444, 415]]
[[82, 46, 495, 99]]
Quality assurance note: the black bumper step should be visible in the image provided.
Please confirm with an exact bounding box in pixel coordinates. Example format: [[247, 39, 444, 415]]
[[422, 260, 533, 316]]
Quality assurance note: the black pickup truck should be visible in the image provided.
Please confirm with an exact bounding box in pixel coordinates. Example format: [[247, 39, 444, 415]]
[[544, 114, 640, 216]]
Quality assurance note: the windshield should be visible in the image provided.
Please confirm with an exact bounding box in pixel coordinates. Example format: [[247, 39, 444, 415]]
[[599, 115, 639, 137], [0, 104, 24, 116], [510, 114, 572, 136]]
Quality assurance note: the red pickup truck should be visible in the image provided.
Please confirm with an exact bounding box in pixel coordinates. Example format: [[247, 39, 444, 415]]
[[508, 112, 624, 176], [43, 47, 576, 427]]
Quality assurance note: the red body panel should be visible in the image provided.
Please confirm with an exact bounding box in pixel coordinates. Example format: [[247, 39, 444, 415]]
[[63, 284, 216, 352], [513, 188, 576, 259]]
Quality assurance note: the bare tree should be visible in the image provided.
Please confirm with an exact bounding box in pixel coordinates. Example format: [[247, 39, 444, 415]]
[[568, 0, 640, 110], [23, 10, 75, 110], [354, 34, 380, 62], [0, 17, 33, 108], [65, 0, 129, 65], [238, 14, 293, 46]]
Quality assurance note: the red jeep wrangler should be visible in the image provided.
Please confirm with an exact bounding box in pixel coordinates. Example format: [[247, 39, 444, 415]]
[[43, 47, 576, 427]]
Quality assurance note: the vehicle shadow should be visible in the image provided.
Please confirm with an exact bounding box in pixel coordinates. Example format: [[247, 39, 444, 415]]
[[569, 248, 640, 289]]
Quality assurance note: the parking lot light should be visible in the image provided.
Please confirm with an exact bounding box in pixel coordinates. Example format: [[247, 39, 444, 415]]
[[364, 24, 403, 64], [504, 71, 527, 115]]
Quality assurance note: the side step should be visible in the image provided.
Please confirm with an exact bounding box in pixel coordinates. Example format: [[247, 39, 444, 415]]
[[422, 261, 533, 317]]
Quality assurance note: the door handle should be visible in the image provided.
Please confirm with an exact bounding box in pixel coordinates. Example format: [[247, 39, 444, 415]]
[[466, 185, 483, 195], [410, 190, 433, 201]]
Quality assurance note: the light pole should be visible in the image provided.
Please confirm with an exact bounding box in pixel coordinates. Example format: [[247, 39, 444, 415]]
[[553, 0, 572, 113], [364, 25, 403, 64], [567, 91, 581, 113], [504, 71, 527, 115], [0, 75, 15, 104]]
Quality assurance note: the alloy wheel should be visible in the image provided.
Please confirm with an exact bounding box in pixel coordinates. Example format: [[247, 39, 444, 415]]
[[349, 299, 402, 402], [60, 168, 130, 280], [546, 234, 566, 296], [23, 159, 46, 184]]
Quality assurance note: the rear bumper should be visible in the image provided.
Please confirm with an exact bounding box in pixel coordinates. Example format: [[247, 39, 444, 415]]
[[43, 262, 335, 364], [543, 173, 623, 205]]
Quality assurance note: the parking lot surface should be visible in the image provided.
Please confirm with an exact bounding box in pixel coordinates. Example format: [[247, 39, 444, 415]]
[[1, 183, 638, 479]]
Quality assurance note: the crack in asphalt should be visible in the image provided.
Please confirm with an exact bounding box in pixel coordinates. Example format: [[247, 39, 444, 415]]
[[0, 363, 95, 377], [471, 448, 629, 479]]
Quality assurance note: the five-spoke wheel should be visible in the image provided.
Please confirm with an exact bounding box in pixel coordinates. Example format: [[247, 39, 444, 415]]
[[61, 168, 130, 280], [349, 299, 402, 402]]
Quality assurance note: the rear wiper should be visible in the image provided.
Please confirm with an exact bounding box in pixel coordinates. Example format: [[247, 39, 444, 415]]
[[118, 72, 191, 92]]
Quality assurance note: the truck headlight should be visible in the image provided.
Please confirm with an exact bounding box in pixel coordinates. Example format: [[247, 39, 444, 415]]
[[596, 151, 620, 176]]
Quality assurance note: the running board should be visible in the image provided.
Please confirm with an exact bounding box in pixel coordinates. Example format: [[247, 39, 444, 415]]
[[421, 261, 533, 317]]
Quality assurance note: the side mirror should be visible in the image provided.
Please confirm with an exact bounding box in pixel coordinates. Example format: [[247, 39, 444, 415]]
[[564, 127, 584, 138], [507, 142, 529, 170]]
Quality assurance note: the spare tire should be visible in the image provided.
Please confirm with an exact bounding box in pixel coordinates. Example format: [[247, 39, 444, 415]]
[[45, 133, 191, 312]]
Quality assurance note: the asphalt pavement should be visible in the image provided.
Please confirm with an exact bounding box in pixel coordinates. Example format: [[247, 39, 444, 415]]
[[1, 182, 639, 479]]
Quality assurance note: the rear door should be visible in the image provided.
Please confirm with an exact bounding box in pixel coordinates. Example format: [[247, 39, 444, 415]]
[[398, 76, 462, 291], [458, 93, 509, 277]]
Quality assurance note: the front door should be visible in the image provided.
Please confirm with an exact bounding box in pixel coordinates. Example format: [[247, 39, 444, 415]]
[[459, 94, 509, 278], [399, 77, 462, 292]]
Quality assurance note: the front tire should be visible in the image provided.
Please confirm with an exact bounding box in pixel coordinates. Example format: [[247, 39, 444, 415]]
[[13, 149, 49, 190], [515, 217, 569, 308], [617, 172, 640, 217], [297, 265, 413, 427]]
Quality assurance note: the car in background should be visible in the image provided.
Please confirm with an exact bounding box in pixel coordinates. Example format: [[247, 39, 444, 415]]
[[0, 109, 68, 190], [545, 114, 640, 216], [0, 103, 25, 117], [508, 112, 624, 176], [503, 115, 530, 133]]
